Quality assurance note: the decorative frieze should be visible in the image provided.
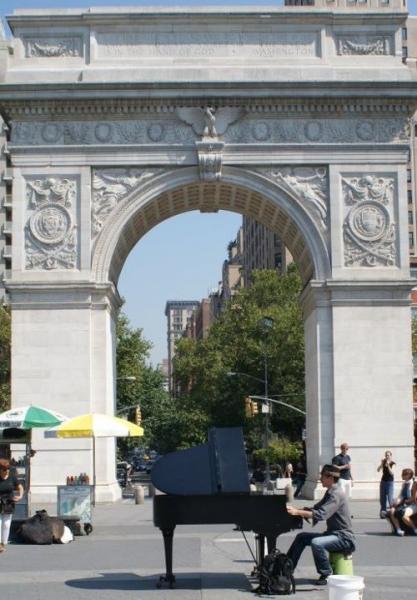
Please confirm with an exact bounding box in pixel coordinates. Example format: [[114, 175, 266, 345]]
[[96, 31, 318, 60], [336, 36, 391, 56], [10, 116, 410, 146], [24, 37, 83, 58], [92, 169, 163, 237], [256, 166, 328, 231], [176, 106, 245, 139], [25, 177, 78, 270], [342, 175, 397, 268]]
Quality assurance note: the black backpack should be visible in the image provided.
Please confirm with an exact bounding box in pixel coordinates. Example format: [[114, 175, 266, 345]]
[[255, 549, 296, 595]]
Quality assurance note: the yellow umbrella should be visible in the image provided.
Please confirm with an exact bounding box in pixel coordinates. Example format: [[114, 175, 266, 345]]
[[46, 413, 144, 503]]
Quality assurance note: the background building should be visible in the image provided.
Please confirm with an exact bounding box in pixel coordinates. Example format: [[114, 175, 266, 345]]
[[164, 300, 199, 393]]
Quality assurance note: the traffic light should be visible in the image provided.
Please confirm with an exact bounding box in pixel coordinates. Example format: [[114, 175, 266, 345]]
[[251, 400, 259, 416], [245, 397, 252, 418], [135, 406, 142, 426]]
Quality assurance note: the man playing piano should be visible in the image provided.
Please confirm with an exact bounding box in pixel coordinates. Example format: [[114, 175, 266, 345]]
[[286, 464, 356, 586]]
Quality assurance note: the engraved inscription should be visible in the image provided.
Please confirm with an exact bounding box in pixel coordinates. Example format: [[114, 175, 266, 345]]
[[96, 31, 318, 59]]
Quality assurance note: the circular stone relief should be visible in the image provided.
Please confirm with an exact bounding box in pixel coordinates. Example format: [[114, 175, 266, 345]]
[[348, 201, 389, 243], [29, 204, 72, 245], [304, 121, 323, 142], [41, 123, 62, 144], [95, 122, 113, 143], [355, 120, 375, 142], [251, 122, 271, 142], [147, 123, 165, 142]]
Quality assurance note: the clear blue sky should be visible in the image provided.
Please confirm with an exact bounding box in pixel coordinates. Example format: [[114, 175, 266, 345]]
[[1, 0, 417, 365]]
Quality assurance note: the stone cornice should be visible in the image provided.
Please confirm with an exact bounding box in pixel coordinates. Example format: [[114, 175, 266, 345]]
[[0, 97, 413, 120]]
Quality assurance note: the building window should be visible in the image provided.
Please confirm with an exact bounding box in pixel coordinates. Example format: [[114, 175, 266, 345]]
[[409, 212, 414, 225], [402, 28, 407, 41], [408, 190, 413, 204], [407, 170, 412, 183], [409, 231, 414, 248]]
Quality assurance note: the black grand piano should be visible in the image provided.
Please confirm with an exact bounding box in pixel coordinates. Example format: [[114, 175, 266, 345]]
[[151, 427, 302, 587]]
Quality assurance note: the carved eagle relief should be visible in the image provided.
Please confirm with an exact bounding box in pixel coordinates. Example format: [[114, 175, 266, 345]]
[[175, 106, 245, 138]]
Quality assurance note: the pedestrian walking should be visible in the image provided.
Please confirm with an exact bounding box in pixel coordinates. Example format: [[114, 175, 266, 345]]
[[332, 443, 353, 498], [377, 450, 395, 518]]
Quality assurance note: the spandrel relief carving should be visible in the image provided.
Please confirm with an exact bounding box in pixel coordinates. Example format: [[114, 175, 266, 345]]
[[10, 116, 410, 146], [342, 175, 397, 268], [25, 177, 78, 270], [92, 168, 163, 237], [257, 166, 328, 231]]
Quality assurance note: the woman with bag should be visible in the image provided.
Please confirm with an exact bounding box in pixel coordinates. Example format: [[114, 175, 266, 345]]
[[0, 458, 24, 552]]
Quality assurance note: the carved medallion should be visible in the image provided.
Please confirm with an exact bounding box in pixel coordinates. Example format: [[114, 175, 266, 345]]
[[251, 122, 271, 142], [342, 175, 396, 268], [29, 204, 72, 245], [25, 177, 78, 271]]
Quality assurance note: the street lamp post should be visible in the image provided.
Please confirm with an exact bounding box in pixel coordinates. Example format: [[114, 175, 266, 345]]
[[259, 316, 274, 487]]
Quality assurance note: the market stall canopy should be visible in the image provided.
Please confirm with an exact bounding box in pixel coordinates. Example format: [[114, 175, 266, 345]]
[[45, 413, 144, 438], [0, 405, 67, 430]]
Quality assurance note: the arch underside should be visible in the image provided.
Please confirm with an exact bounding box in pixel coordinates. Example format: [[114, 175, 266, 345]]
[[107, 181, 319, 286]]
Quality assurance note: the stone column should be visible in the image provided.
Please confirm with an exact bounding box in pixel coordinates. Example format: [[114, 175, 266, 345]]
[[301, 280, 414, 500], [8, 282, 122, 503]]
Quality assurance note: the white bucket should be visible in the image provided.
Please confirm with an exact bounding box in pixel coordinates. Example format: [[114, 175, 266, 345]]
[[328, 575, 364, 600]]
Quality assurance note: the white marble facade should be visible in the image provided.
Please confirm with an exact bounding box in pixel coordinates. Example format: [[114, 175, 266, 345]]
[[0, 5, 416, 501]]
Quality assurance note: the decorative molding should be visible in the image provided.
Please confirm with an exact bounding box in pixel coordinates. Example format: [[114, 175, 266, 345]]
[[176, 106, 245, 139], [10, 116, 410, 146], [24, 37, 83, 58], [92, 168, 163, 237], [336, 36, 391, 56], [96, 31, 318, 60], [196, 140, 224, 181], [256, 166, 328, 230], [25, 177, 78, 270], [342, 175, 396, 267], [4, 99, 411, 119]]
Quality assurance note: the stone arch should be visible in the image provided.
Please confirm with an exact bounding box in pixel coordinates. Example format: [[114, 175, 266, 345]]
[[92, 166, 331, 286]]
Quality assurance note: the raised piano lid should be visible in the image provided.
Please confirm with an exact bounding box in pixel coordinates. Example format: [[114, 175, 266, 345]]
[[151, 427, 250, 495]]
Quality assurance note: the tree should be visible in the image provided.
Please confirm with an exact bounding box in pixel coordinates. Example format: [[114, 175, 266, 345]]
[[0, 305, 11, 412], [173, 267, 305, 449]]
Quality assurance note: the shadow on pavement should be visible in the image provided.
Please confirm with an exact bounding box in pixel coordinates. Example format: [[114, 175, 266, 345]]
[[66, 572, 251, 591]]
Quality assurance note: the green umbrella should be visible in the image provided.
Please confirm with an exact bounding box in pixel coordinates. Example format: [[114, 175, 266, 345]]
[[0, 405, 67, 430]]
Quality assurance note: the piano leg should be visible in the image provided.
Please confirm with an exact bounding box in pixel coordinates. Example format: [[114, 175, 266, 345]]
[[156, 527, 176, 589]]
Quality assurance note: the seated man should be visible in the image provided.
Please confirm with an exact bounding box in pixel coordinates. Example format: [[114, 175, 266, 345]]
[[387, 469, 417, 536], [286, 464, 356, 586]]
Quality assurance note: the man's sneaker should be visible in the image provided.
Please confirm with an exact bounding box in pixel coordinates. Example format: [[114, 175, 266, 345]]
[[314, 575, 328, 586], [395, 529, 405, 537]]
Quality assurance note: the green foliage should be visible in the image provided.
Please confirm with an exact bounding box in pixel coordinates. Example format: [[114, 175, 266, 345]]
[[0, 306, 11, 412], [172, 267, 306, 452], [253, 437, 303, 469]]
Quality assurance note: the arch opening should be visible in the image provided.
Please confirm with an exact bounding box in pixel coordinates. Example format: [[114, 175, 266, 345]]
[[93, 169, 330, 287]]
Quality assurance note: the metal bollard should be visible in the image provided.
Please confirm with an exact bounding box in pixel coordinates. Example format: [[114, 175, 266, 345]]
[[134, 484, 145, 505]]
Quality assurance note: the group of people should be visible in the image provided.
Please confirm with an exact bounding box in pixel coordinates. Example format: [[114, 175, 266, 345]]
[[377, 450, 417, 537], [284, 443, 417, 586]]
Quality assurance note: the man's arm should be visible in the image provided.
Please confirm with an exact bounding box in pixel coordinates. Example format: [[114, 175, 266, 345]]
[[287, 505, 313, 519]]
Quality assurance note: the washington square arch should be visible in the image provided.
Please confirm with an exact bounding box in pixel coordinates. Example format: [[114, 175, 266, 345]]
[[0, 0, 416, 503]]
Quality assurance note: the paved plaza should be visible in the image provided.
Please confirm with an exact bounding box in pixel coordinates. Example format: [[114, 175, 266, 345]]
[[0, 496, 415, 600]]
